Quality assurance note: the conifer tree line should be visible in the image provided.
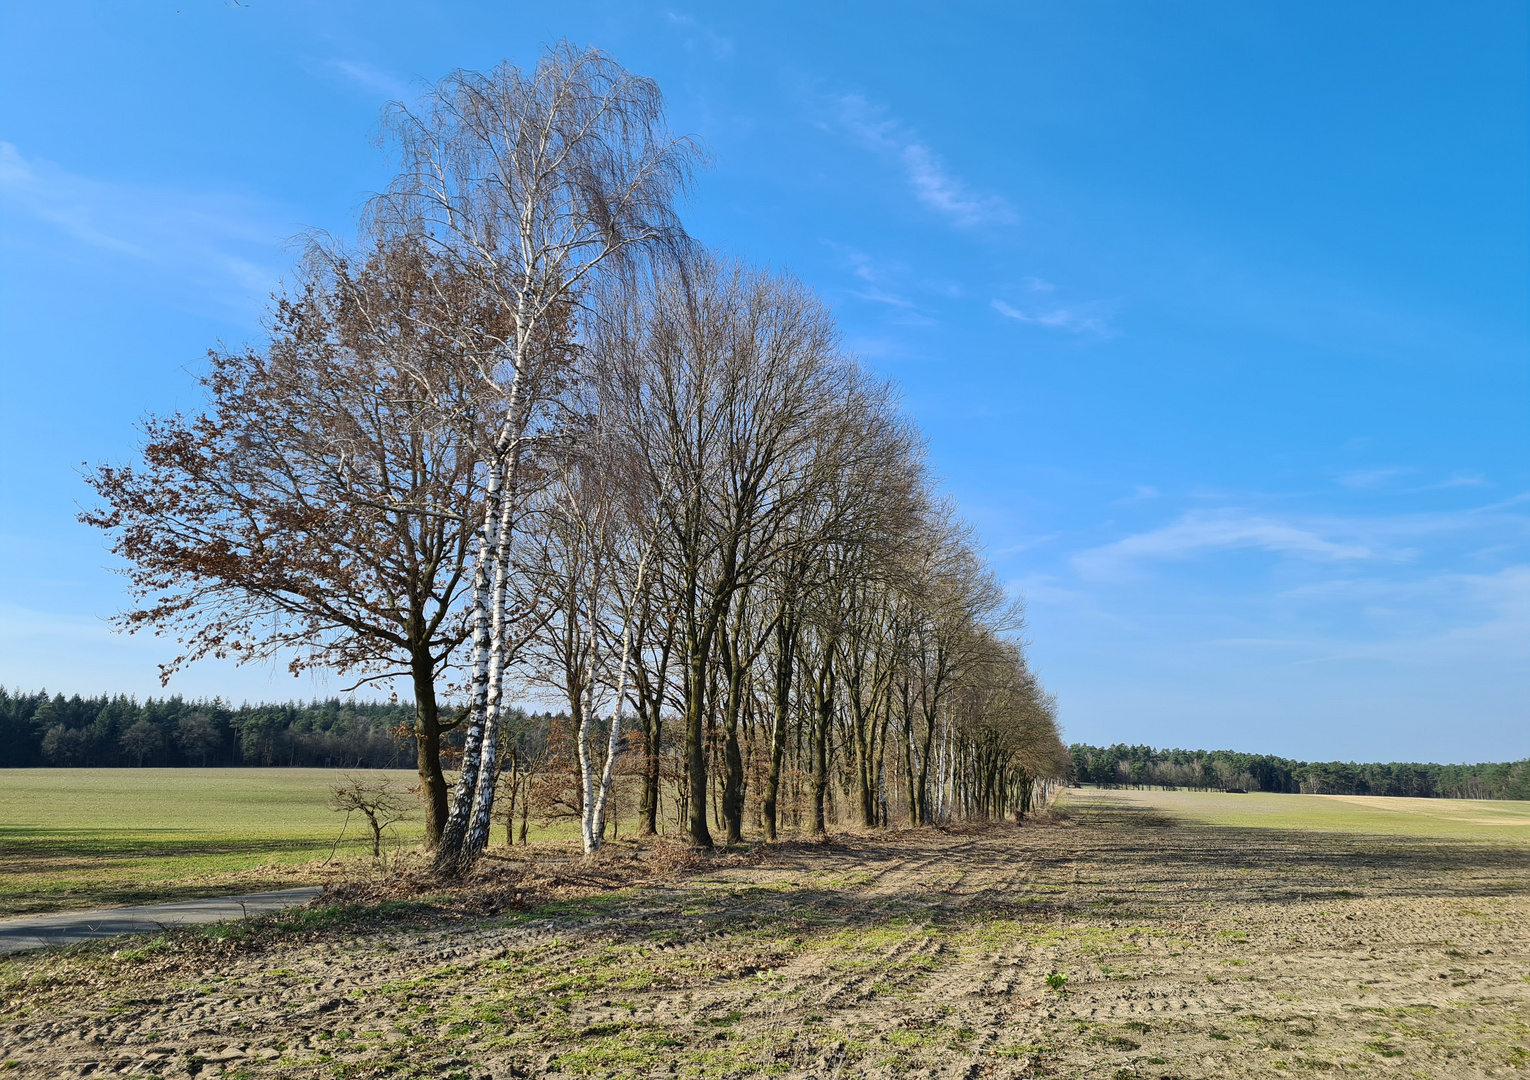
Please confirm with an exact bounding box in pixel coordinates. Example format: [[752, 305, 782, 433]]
[[1069, 744, 1530, 801], [82, 44, 1068, 869], [0, 689, 419, 769], [10, 689, 1521, 804]]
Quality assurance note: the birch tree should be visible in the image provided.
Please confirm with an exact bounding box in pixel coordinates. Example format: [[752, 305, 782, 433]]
[[369, 43, 702, 871]]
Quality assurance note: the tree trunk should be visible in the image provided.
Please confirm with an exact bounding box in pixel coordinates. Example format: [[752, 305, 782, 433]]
[[636, 622, 672, 837], [762, 614, 794, 841], [639, 703, 661, 836], [684, 635, 713, 848], [411, 648, 448, 848], [434, 449, 507, 872], [810, 652, 833, 838], [720, 621, 747, 845], [850, 689, 875, 828]]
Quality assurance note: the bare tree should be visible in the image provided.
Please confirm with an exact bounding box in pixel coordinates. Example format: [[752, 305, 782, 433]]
[[588, 252, 856, 846], [370, 43, 703, 871], [83, 236, 491, 844], [331, 773, 414, 858]]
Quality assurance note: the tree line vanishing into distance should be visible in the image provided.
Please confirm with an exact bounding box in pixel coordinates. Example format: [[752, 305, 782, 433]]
[[9, 690, 1520, 805], [0, 687, 1062, 840], [1070, 743, 1530, 801], [80, 45, 1067, 871]]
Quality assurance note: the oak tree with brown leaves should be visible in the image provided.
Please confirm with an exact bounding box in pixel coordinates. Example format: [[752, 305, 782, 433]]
[[83, 237, 501, 844]]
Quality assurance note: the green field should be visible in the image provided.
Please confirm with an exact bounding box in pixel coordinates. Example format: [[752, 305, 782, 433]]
[[1084, 785, 1530, 841], [0, 769, 436, 916], [4, 772, 1527, 919]]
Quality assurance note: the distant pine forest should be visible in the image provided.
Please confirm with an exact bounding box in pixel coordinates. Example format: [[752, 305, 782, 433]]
[[4, 689, 1525, 802], [1070, 743, 1530, 801], [0, 689, 451, 770]]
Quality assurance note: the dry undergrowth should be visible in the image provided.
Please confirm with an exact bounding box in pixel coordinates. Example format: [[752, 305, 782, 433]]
[[318, 836, 775, 916]]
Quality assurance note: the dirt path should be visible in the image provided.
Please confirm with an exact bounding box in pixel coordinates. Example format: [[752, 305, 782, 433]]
[[2, 792, 1527, 1078], [0, 889, 322, 956]]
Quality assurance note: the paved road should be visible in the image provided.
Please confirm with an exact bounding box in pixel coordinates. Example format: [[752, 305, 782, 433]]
[[0, 887, 322, 955]]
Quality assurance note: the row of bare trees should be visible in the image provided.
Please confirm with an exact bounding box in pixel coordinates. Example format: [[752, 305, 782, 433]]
[[85, 43, 1066, 873]]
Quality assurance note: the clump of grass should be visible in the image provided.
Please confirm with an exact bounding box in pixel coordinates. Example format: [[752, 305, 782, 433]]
[[1093, 1034, 1140, 1050]]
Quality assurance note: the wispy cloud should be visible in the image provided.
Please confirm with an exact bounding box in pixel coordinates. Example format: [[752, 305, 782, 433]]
[[1271, 564, 1530, 670], [826, 242, 948, 325], [1069, 495, 1530, 583], [1338, 467, 1492, 493], [324, 58, 412, 99], [992, 298, 1114, 337], [995, 534, 1060, 555], [1074, 511, 1372, 579], [850, 287, 913, 308], [1337, 467, 1410, 489], [1, 143, 149, 257], [1428, 473, 1491, 490], [0, 141, 289, 310], [823, 93, 1015, 228], [666, 11, 734, 60]]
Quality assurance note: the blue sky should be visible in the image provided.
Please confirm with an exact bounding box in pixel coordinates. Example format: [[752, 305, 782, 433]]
[[1, 2, 1525, 762]]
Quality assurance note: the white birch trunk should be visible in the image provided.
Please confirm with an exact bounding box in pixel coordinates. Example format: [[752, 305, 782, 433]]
[[465, 463, 520, 853], [583, 497, 668, 853], [457, 352, 529, 860], [435, 448, 507, 864], [588, 591, 636, 852], [576, 596, 602, 853]]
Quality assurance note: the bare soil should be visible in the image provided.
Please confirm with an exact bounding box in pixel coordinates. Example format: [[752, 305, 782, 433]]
[[2, 790, 1527, 1079]]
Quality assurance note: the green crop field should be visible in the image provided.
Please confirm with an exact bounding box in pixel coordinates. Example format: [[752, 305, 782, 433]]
[[5, 772, 1527, 920], [0, 769, 430, 916], [1081, 785, 1530, 841], [0, 768, 654, 917]]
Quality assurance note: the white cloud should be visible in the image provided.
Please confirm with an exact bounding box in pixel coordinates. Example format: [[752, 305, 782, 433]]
[[665, 11, 734, 60], [1, 143, 148, 257], [1032, 494, 1530, 759], [841, 248, 880, 283], [1415, 473, 1491, 492], [898, 143, 1013, 227], [1341, 468, 1494, 493], [992, 297, 1114, 337], [826, 93, 1015, 228], [1257, 565, 1530, 675], [1337, 467, 1410, 489], [851, 286, 914, 309], [995, 534, 1060, 555], [0, 141, 289, 310], [325, 58, 412, 100], [1074, 511, 1372, 579], [827, 242, 947, 320]]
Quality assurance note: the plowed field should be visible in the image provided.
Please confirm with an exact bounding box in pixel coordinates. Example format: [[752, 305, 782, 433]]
[[3, 788, 1527, 1078]]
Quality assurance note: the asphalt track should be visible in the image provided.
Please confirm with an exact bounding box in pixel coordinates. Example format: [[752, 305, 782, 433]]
[[0, 887, 322, 955]]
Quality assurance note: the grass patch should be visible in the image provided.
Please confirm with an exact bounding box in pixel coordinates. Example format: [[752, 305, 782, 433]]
[[0, 768, 611, 915], [1080, 787, 1530, 841]]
